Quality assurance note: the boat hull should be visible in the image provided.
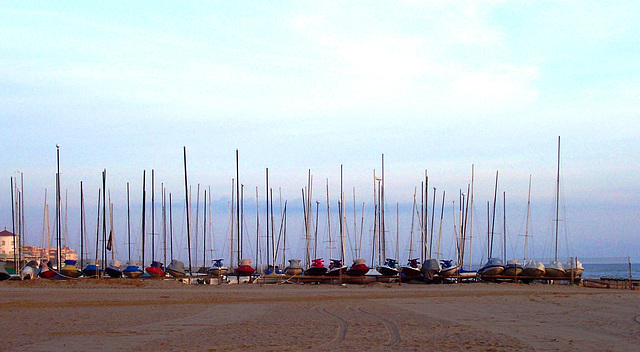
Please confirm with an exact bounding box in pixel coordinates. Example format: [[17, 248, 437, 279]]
[[145, 266, 165, 278], [522, 268, 545, 277], [207, 267, 229, 276], [502, 266, 523, 277], [105, 267, 123, 278], [123, 267, 143, 278], [544, 268, 566, 277], [324, 266, 346, 277], [400, 266, 423, 279], [346, 263, 369, 277], [38, 270, 58, 279], [376, 266, 399, 277], [234, 265, 256, 276]]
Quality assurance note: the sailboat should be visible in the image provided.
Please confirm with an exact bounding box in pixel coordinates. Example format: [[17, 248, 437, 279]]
[[400, 191, 423, 280], [123, 181, 143, 278], [546, 137, 567, 278], [38, 259, 57, 279], [565, 257, 584, 278], [208, 258, 229, 276], [233, 150, 255, 279], [166, 259, 186, 277], [0, 262, 10, 281], [60, 259, 82, 278], [284, 258, 303, 276], [82, 185, 102, 277], [145, 170, 165, 278], [105, 197, 123, 278], [521, 176, 546, 278], [21, 260, 37, 280], [501, 192, 523, 277], [304, 258, 328, 276], [479, 172, 505, 279]]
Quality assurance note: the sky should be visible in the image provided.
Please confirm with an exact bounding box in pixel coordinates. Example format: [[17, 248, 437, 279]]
[[1, 1, 638, 267]]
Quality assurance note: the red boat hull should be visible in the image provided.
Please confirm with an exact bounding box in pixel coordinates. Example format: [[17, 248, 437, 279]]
[[235, 265, 255, 276], [145, 266, 165, 278], [38, 270, 58, 279], [345, 264, 369, 276]]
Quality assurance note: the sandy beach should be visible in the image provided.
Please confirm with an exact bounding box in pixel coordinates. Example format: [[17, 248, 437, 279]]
[[1, 280, 638, 351]]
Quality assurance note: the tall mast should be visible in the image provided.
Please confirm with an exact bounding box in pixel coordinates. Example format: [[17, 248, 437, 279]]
[[162, 185, 167, 266], [429, 188, 436, 259], [11, 178, 16, 270], [255, 186, 260, 271], [326, 179, 332, 262], [203, 189, 207, 271], [102, 169, 107, 271], [523, 175, 532, 263], [436, 191, 446, 262], [265, 168, 269, 269], [141, 170, 146, 268], [468, 165, 475, 270], [169, 193, 173, 261], [80, 181, 84, 269], [502, 191, 506, 263], [490, 171, 498, 259], [126, 182, 131, 262], [95, 190, 100, 265], [183, 147, 192, 273], [381, 154, 385, 262], [151, 169, 155, 262], [56, 145, 62, 270], [235, 149, 240, 264], [195, 184, 200, 268], [340, 164, 345, 263], [554, 136, 561, 262]]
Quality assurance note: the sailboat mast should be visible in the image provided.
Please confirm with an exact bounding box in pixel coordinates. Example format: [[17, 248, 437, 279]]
[[468, 165, 475, 270], [203, 189, 207, 271], [127, 182, 131, 262], [326, 180, 332, 262], [523, 175, 532, 263], [102, 169, 107, 271], [80, 182, 84, 269], [195, 184, 200, 269], [141, 170, 146, 268], [340, 164, 345, 263], [10, 178, 16, 270], [151, 170, 155, 263], [429, 188, 436, 259], [162, 186, 167, 267], [183, 147, 192, 273], [436, 191, 446, 262], [56, 145, 62, 270], [265, 169, 269, 269], [95, 190, 100, 264], [169, 193, 173, 261], [554, 136, 561, 262], [490, 171, 499, 259], [109, 195, 115, 261], [256, 187, 260, 271], [235, 150, 240, 264], [502, 191, 506, 263], [381, 154, 385, 262]]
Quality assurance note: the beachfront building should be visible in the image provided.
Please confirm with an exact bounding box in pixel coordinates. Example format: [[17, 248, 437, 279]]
[[0, 229, 77, 265], [0, 229, 17, 261]]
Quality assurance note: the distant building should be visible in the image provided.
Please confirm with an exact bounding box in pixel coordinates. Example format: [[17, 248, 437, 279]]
[[0, 229, 17, 260], [0, 229, 77, 265]]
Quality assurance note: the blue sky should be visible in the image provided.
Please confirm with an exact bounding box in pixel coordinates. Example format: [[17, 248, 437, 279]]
[[1, 1, 638, 265]]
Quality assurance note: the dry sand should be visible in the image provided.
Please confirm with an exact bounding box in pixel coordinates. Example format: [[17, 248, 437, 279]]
[[1, 279, 639, 351]]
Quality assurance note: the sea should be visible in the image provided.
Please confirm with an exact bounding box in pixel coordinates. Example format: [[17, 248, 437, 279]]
[[581, 263, 639, 280]]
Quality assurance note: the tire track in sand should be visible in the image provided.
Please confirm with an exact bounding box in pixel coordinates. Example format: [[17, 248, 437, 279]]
[[358, 307, 402, 347], [312, 305, 348, 349]]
